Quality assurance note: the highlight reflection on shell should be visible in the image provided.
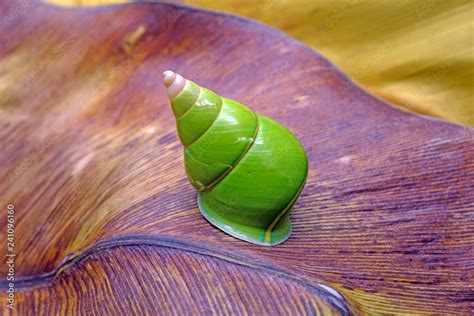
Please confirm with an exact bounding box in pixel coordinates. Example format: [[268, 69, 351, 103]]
[[164, 71, 308, 246]]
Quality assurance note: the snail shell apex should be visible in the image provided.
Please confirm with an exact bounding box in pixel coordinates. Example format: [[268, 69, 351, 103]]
[[164, 71, 308, 246]]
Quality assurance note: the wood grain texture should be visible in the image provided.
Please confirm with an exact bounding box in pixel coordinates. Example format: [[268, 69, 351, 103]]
[[10, 243, 349, 315], [0, 1, 473, 315]]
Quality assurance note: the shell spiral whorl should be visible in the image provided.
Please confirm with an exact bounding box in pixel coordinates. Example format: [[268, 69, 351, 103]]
[[164, 71, 308, 246]]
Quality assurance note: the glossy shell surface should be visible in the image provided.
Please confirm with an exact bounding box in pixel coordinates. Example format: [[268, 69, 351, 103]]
[[169, 77, 308, 246]]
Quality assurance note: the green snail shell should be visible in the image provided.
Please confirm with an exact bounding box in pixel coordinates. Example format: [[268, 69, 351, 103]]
[[163, 71, 308, 246]]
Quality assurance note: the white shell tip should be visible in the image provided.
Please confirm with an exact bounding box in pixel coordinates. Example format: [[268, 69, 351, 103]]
[[163, 70, 186, 100], [163, 70, 177, 88]]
